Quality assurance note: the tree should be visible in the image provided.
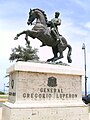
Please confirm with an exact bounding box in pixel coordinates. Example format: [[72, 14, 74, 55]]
[[9, 45, 39, 62]]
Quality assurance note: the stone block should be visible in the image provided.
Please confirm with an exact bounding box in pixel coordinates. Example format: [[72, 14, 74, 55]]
[[2, 61, 89, 120]]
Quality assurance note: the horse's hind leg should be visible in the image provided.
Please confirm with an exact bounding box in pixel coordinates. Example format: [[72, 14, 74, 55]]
[[52, 46, 58, 58], [47, 46, 58, 62], [52, 46, 64, 61], [59, 51, 64, 59], [52, 52, 64, 61], [46, 46, 57, 62]]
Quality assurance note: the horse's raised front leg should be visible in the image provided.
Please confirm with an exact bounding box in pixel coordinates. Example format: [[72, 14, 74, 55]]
[[14, 30, 30, 45], [25, 31, 30, 45], [14, 30, 27, 40]]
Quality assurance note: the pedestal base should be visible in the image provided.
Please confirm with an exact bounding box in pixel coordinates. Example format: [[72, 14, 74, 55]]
[[2, 102, 89, 120], [2, 62, 89, 120]]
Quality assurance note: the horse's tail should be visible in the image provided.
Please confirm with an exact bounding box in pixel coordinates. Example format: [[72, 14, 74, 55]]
[[67, 44, 72, 63]]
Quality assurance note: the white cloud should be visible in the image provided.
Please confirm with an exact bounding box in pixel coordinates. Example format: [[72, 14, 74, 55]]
[[69, 0, 90, 11], [61, 18, 88, 37], [84, 22, 90, 29]]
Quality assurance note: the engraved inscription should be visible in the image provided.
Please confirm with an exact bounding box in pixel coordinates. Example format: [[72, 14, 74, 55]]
[[22, 87, 77, 100], [9, 92, 16, 96]]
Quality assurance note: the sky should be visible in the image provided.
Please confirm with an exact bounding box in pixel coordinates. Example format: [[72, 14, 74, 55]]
[[0, 0, 90, 93]]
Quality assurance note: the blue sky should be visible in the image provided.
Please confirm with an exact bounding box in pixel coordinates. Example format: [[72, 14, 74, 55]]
[[0, 0, 90, 93]]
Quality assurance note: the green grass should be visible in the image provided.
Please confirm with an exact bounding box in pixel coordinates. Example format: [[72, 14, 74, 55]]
[[0, 95, 8, 99]]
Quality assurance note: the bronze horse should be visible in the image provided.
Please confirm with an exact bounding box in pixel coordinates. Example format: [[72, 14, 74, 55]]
[[14, 8, 72, 63]]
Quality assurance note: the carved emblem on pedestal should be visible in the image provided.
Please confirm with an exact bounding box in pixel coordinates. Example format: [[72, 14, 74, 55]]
[[47, 77, 57, 87]]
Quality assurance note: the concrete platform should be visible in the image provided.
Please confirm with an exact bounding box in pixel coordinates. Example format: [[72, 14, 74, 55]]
[[0, 107, 90, 120], [0, 108, 2, 120], [2, 62, 89, 120]]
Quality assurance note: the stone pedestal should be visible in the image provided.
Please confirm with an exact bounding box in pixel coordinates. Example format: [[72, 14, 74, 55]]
[[2, 61, 89, 120]]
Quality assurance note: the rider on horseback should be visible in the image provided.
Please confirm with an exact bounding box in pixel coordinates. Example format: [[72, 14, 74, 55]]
[[40, 12, 62, 47], [14, 8, 72, 63]]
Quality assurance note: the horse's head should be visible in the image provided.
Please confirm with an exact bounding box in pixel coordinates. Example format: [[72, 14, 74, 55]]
[[27, 8, 48, 26], [27, 9, 36, 25]]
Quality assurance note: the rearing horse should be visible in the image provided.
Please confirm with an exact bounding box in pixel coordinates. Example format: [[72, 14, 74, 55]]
[[14, 8, 72, 63]]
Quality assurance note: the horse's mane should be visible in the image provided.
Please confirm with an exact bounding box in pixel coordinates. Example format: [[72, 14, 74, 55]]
[[33, 8, 48, 23]]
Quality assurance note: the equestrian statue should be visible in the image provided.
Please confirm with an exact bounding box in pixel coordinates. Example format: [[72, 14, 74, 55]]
[[14, 8, 72, 63]]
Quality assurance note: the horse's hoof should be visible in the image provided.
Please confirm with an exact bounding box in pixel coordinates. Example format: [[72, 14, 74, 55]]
[[47, 59, 50, 62], [68, 59, 72, 63], [14, 36, 18, 40], [27, 41, 30, 46]]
